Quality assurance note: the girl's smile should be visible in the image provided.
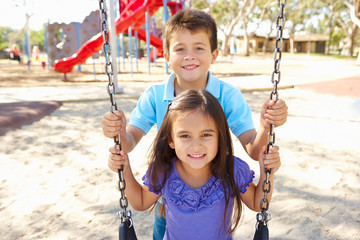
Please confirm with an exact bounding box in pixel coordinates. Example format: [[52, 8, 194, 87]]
[[169, 110, 218, 174]]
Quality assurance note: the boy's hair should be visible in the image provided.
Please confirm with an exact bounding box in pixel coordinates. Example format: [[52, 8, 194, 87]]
[[147, 89, 242, 235], [163, 9, 218, 55]]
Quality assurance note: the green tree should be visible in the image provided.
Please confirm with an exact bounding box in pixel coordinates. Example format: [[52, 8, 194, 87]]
[[345, 0, 360, 57], [284, 0, 311, 53], [192, 0, 273, 57], [30, 28, 45, 52]]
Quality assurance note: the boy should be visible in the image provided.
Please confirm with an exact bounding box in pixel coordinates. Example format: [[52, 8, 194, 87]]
[[104, 9, 287, 239]]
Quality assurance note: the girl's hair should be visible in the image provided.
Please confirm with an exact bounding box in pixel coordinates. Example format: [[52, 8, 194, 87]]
[[163, 9, 218, 55], [147, 89, 242, 234]]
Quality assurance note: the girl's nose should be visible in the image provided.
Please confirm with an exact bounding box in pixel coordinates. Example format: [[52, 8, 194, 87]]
[[191, 138, 201, 148]]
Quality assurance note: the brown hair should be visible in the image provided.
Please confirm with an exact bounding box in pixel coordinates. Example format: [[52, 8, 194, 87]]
[[147, 89, 242, 235], [163, 9, 218, 56]]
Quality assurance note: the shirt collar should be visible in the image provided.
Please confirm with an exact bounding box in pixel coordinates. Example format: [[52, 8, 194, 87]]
[[164, 72, 177, 101], [163, 71, 220, 101]]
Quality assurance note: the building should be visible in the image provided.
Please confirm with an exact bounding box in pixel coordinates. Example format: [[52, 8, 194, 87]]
[[293, 32, 329, 54], [233, 30, 328, 54]]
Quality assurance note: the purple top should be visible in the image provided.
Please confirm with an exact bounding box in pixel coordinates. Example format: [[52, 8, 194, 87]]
[[142, 156, 255, 239]]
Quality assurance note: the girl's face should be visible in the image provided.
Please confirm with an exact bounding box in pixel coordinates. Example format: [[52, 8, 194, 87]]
[[164, 29, 218, 89], [169, 110, 218, 172]]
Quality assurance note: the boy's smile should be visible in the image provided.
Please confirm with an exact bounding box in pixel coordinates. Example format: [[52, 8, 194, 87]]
[[164, 29, 218, 93]]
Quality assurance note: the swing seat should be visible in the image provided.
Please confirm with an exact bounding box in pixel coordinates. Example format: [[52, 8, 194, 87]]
[[253, 222, 269, 240], [119, 218, 137, 240]]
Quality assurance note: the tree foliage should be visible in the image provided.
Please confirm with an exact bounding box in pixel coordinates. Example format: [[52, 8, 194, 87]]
[[0, 26, 45, 52]]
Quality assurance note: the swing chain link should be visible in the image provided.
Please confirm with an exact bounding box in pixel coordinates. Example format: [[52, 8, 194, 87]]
[[257, 0, 286, 228], [99, 0, 132, 225]]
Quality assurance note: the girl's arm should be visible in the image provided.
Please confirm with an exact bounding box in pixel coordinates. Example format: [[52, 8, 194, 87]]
[[240, 146, 281, 212], [108, 148, 160, 211]]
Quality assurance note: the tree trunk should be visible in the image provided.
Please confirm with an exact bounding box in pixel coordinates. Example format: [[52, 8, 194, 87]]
[[289, 33, 294, 54], [222, 34, 231, 57]]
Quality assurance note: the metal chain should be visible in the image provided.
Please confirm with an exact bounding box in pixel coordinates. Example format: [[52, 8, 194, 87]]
[[257, 0, 286, 227], [99, 0, 132, 226]]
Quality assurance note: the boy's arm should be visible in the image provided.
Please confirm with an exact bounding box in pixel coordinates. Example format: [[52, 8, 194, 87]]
[[238, 128, 267, 161], [239, 99, 287, 160], [102, 110, 145, 153]]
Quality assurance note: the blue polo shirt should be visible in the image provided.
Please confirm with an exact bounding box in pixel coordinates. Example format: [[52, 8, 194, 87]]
[[129, 71, 254, 138]]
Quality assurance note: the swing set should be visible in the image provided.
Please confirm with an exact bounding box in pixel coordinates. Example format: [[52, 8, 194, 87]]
[[98, 0, 287, 239]]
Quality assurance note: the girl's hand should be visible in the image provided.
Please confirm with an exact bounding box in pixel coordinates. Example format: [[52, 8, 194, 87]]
[[108, 147, 130, 173], [259, 145, 281, 174]]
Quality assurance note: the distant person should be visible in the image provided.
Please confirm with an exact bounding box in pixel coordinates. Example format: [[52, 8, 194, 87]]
[[10, 44, 21, 63], [108, 89, 281, 239], [102, 9, 288, 239], [32, 46, 41, 61]]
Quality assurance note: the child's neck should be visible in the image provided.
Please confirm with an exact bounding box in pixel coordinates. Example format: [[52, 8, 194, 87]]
[[174, 76, 208, 96], [175, 159, 212, 189]]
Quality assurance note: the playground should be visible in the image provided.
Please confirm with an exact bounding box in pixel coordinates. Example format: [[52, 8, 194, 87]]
[[1, 53, 360, 239], [1, 0, 360, 239]]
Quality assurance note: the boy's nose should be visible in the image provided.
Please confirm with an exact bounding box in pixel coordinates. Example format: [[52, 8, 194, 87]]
[[184, 54, 195, 60]]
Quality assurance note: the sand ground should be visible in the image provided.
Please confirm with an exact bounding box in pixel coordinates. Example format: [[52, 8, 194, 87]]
[[0, 54, 359, 239]]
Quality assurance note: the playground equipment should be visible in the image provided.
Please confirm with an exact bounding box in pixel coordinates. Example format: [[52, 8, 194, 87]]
[[46, 10, 101, 67], [53, 0, 183, 74]]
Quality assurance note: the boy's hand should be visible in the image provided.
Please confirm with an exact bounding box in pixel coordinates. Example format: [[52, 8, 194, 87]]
[[261, 99, 288, 128], [108, 147, 130, 173], [259, 145, 281, 174], [102, 110, 127, 138]]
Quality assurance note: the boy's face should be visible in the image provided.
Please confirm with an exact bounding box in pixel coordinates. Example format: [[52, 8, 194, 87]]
[[164, 29, 218, 88]]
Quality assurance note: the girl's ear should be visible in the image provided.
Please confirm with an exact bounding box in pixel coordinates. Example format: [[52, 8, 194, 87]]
[[169, 141, 175, 149]]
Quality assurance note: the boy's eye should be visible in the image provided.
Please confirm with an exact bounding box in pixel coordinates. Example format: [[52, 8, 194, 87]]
[[175, 48, 185, 52], [195, 47, 204, 51]]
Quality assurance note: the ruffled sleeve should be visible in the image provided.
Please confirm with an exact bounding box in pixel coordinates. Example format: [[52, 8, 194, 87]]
[[142, 168, 162, 195], [233, 156, 255, 194]]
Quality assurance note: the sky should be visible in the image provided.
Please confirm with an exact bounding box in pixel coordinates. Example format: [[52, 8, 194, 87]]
[[1, 0, 100, 30]]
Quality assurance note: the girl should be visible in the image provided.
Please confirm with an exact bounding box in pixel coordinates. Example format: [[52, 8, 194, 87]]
[[108, 89, 281, 239]]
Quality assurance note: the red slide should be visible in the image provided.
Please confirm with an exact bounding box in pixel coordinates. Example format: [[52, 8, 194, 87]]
[[53, 0, 164, 73]]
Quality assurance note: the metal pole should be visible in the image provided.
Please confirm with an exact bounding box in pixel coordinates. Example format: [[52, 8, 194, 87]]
[[146, 7, 151, 74], [121, 33, 126, 71], [129, 25, 133, 77], [76, 22, 82, 72], [109, 0, 123, 93], [163, 0, 169, 74], [25, 13, 31, 71], [135, 30, 139, 72], [116, 0, 121, 73], [152, 17, 157, 67]]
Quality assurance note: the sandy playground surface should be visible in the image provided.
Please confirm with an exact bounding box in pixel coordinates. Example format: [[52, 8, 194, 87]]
[[0, 54, 360, 239]]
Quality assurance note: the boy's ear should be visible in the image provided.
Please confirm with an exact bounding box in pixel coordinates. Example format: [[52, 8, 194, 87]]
[[164, 52, 171, 67], [211, 49, 219, 64]]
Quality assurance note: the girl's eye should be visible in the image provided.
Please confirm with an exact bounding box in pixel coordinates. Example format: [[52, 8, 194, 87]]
[[180, 134, 190, 138], [202, 133, 212, 137], [175, 48, 184, 52]]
